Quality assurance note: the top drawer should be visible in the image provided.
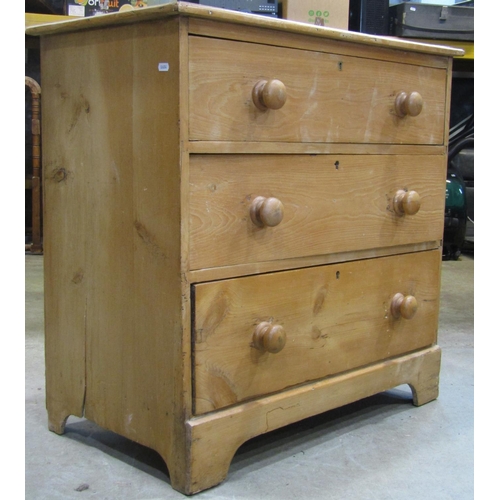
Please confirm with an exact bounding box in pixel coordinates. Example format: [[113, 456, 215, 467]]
[[188, 36, 447, 145]]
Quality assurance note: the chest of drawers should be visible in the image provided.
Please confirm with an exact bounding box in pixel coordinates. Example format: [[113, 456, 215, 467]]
[[28, 3, 461, 494]]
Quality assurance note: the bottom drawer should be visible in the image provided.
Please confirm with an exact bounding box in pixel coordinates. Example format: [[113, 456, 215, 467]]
[[192, 250, 441, 415]]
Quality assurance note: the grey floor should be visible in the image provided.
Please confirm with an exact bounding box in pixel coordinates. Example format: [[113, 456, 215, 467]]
[[25, 253, 474, 500]]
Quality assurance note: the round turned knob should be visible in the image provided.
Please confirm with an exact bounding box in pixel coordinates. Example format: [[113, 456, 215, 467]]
[[250, 196, 284, 227], [253, 322, 286, 354], [391, 293, 418, 320], [393, 190, 421, 216], [252, 79, 287, 111], [395, 91, 423, 118]]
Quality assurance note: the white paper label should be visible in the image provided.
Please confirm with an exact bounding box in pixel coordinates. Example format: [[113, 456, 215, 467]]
[[68, 5, 85, 17], [158, 62, 170, 72]]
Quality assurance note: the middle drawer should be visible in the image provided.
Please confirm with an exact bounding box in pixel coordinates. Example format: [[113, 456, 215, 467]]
[[189, 154, 446, 270]]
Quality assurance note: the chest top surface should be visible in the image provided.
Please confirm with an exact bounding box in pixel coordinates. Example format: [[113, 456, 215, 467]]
[[26, 1, 463, 57]]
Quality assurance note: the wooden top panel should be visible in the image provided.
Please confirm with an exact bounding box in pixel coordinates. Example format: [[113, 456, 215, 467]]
[[26, 1, 463, 57]]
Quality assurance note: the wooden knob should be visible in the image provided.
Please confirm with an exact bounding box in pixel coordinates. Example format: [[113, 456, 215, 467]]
[[252, 79, 287, 111], [253, 322, 286, 353], [395, 91, 423, 117], [250, 196, 284, 227], [393, 190, 421, 216], [391, 293, 418, 320]]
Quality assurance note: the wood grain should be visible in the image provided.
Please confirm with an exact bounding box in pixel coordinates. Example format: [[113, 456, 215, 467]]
[[25, 13, 79, 29], [189, 36, 447, 144], [186, 345, 441, 494], [187, 241, 441, 283], [187, 141, 446, 155], [189, 154, 446, 270], [41, 39, 88, 431], [26, 2, 463, 59], [193, 250, 441, 414], [36, 7, 455, 495], [41, 17, 191, 490], [187, 17, 454, 69]]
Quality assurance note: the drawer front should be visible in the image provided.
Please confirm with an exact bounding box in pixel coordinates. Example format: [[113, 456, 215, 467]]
[[193, 250, 441, 414], [189, 36, 447, 145], [189, 154, 446, 270]]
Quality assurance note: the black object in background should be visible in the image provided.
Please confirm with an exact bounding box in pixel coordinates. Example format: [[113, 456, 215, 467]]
[[388, 2, 474, 41], [25, 0, 66, 15], [349, 0, 389, 35], [184, 0, 278, 17]]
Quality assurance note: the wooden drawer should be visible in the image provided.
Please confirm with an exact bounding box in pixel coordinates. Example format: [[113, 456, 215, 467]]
[[189, 154, 446, 270], [193, 250, 441, 414], [189, 36, 447, 145]]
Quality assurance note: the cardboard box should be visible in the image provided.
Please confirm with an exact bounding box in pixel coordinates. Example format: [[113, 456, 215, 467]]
[[65, 0, 149, 17], [282, 0, 349, 30]]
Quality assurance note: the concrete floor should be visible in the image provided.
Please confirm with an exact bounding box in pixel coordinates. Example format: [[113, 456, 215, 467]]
[[25, 253, 474, 499]]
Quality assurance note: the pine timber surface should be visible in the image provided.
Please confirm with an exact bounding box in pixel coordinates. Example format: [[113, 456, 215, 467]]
[[188, 36, 448, 144], [189, 154, 446, 270], [193, 250, 442, 414], [26, 1, 463, 59], [32, 3, 455, 495]]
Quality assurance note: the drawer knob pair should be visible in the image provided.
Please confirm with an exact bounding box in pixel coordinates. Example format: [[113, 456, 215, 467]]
[[395, 91, 423, 118], [252, 79, 287, 111], [391, 293, 418, 320], [253, 322, 287, 354], [253, 293, 417, 354], [250, 196, 284, 227], [393, 190, 421, 216]]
